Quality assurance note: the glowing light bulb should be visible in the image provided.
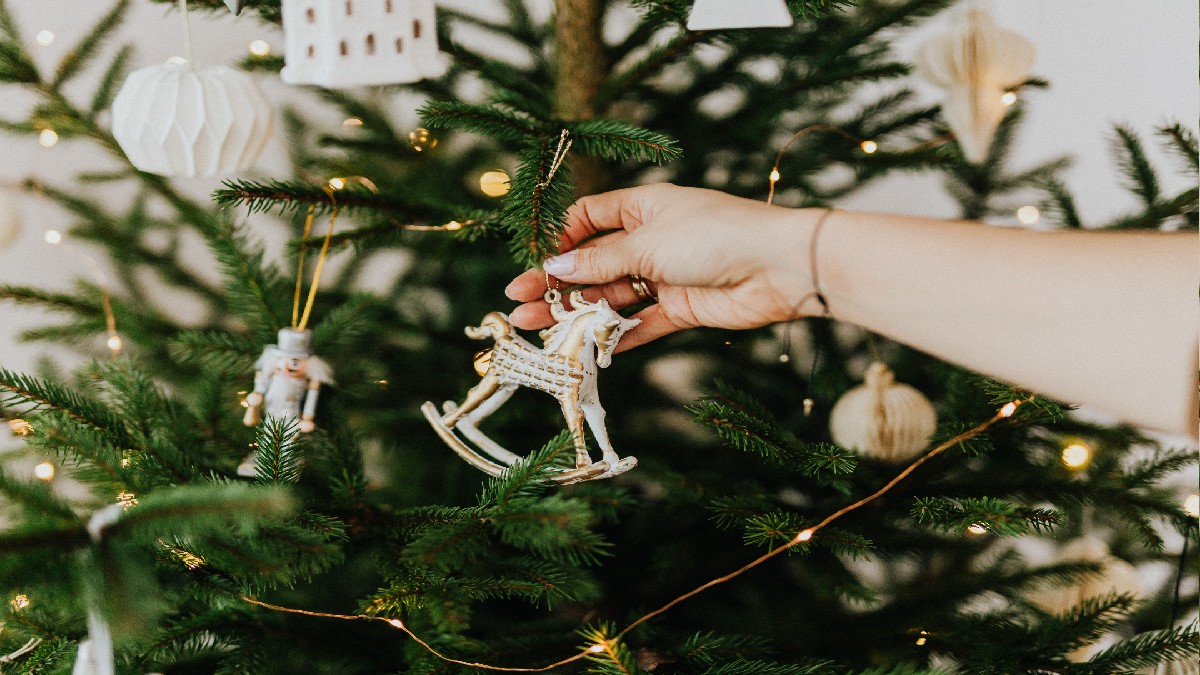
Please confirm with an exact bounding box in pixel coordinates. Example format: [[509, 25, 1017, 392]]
[[248, 39, 271, 57], [106, 334, 123, 354], [1185, 494, 1199, 518], [33, 462, 54, 481], [1061, 443, 1091, 469], [479, 170, 511, 198], [915, 630, 929, 646], [8, 418, 33, 436], [859, 140, 878, 154], [966, 524, 987, 536], [769, 169, 781, 182], [44, 229, 62, 244], [445, 220, 463, 231], [778, 353, 790, 363], [387, 618, 404, 629], [1001, 91, 1018, 106], [328, 177, 347, 190], [1017, 205, 1040, 225], [117, 491, 139, 509], [588, 644, 606, 653], [120, 457, 131, 468], [342, 117, 363, 129], [38, 129, 58, 148], [795, 529, 814, 543], [999, 401, 1018, 418], [35, 30, 55, 47], [11, 594, 29, 610], [408, 127, 438, 152]]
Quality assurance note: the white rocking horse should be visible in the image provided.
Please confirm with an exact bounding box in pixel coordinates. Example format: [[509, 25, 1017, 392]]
[[422, 290, 641, 484]]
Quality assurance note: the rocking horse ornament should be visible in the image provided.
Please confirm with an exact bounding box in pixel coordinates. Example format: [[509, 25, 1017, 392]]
[[423, 289, 640, 484]]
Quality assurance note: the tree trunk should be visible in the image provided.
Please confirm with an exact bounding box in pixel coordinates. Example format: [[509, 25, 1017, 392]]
[[554, 0, 610, 196]]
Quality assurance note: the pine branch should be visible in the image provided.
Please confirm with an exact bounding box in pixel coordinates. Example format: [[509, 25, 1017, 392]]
[[419, 101, 550, 142], [50, 0, 129, 90], [911, 496, 1060, 536], [252, 416, 303, 485], [1074, 622, 1198, 674], [1157, 122, 1199, 175], [0, 369, 132, 445], [88, 44, 133, 118], [0, 466, 78, 522], [107, 482, 295, 542], [569, 119, 683, 164], [502, 138, 576, 266], [167, 331, 258, 373], [204, 219, 287, 337], [1111, 125, 1161, 208], [214, 179, 431, 218]]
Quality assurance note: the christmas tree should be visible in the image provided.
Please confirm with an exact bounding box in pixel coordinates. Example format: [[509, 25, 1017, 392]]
[[0, 1, 1195, 673]]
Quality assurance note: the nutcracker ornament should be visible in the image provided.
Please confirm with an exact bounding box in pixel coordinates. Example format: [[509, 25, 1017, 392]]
[[423, 290, 640, 485], [238, 327, 333, 477]]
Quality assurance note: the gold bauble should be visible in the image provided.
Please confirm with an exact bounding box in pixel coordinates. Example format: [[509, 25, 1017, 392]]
[[473, 349, 494, 376], [479, 170, 511, 198], [408, 127, 438, 152], [828, 362, 937, 463]]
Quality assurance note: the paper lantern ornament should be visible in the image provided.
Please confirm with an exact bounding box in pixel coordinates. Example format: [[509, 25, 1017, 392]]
[[280, 0, 446, 88], [829, 362, 937, 463], [687, 0, 793, 30], [223, 0, 246, 14], [915, 7, 1035, 164], [112, 61, 273, 177], [1029, 537, 1142, 615]]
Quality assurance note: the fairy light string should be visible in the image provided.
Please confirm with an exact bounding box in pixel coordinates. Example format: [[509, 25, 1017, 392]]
[[238, 397, 1029, 671]]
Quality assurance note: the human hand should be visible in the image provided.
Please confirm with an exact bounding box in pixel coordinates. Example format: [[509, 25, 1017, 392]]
[[245, 392, 264, 407], [504, 184, 824, 351]]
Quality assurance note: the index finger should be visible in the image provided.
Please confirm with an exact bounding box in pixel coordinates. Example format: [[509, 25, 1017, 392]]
[[557, 186, 651, 253]]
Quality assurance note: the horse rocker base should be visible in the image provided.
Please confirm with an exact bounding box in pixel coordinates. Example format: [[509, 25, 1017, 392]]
[[423, 290, 640, 485]]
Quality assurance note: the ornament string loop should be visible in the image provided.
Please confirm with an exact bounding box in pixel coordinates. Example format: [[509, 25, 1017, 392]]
[[537, 130, 573, 190], [295, 186, 339, 331]]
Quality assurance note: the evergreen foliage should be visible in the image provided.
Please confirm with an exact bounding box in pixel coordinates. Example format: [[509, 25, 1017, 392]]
[[0, 0, 1194, 673]]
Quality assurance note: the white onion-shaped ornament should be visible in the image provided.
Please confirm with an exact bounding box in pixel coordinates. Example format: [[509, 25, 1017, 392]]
[[112, 61, 272, 177], [0, 191, 22, 250], [280, 0, 447, 88], [915, 8, 1035, 164], [1029, 537, 1142, 615], [829, 362, 937, 463], [687, 0, 793, 30]]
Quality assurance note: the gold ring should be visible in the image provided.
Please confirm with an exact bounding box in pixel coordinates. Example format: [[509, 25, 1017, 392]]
[[629, 274, 656, 302]]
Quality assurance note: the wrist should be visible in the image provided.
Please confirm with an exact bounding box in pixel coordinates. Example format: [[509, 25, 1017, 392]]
[[763, 206, 832, 321]]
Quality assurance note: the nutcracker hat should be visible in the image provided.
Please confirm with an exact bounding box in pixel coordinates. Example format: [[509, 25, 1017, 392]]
[[276, 328, 314, 357]]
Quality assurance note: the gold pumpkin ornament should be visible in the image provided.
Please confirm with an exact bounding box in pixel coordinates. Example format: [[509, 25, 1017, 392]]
[[828, 362, 937, 463]]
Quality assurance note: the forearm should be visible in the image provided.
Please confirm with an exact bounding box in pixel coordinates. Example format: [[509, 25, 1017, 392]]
[[805, 209, 1197, 436]]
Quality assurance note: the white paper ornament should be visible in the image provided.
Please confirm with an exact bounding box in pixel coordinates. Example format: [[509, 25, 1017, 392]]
[[111, 62, 273, 177], [280, 0, 446, 88], [223, 0, 246, 14], [915, 7, 1035, 164], [1029, 537, 1142, 615], [687, 0, 793, 30], [828, 362, 937, 463], [0, 191, 22, 250]]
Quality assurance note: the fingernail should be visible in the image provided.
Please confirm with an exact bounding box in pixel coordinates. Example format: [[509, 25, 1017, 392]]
[[542, 251, 577, 276], [504, 279, 519, 299]]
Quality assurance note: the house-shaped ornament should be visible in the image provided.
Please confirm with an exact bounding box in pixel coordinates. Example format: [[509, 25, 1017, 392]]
[[281, 0, 445, 88]]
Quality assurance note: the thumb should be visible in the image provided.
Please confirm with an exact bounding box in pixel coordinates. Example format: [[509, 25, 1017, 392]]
[[542, 241, 635, 285]]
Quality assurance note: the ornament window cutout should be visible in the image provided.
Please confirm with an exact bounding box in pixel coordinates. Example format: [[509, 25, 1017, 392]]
[[307, 44, 314, 57], [280, 0, 445, 88]]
